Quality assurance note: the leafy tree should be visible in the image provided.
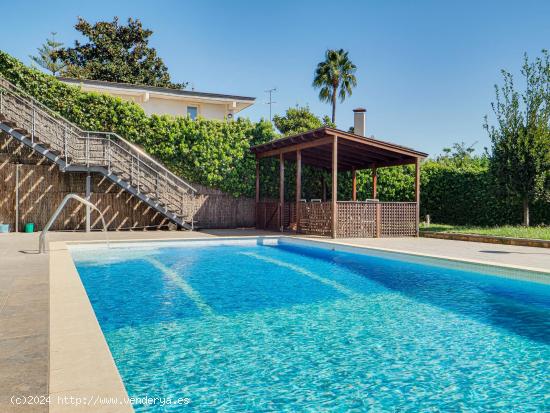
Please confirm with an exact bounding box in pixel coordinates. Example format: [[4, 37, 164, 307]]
[[484, 50, 550, 226], [3, 49, 550, 224], [54, 17, 185, 89], [29, 32, 65, 75], [438, 141, 484, 168], [273, 105, 335, 136], [312, 49, 357, 124]]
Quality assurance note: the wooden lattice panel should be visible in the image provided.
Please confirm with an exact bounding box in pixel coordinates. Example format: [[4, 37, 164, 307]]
[[299, 202, 332, 236], [256, 201, 280, 231], [380, 202, 417, 237], [282, 203, 297, 229], [336, 202, 377, 238]]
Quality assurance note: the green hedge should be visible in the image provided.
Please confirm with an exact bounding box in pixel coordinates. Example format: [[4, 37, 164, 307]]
[[0, 50, 277, 197], [1, 51, 548, 225], [291, 159, 549, 226]]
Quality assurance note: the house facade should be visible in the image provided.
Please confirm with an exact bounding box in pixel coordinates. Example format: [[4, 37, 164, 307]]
[[58, 77, 255, 120]]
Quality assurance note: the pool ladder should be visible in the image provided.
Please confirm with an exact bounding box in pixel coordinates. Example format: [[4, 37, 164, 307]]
[[38, 194, 109, 253]]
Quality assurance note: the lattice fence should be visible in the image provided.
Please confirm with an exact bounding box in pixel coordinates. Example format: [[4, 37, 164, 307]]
[[380, 202, 417, 237], [256, 201, 280, 231], [337, 202, 377, 237], [256, 201, 416, 237], [299, 202, 332, 236]]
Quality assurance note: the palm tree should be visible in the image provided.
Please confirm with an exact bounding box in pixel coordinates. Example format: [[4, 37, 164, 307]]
[[313, 49, 357, 124]]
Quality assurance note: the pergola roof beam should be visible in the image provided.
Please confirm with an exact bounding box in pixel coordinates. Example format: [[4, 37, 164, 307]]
[[303, 148, 381, 169], [256, 136, 333, 158], [251, 127, 427, 168], [337, 140, 403, 161]]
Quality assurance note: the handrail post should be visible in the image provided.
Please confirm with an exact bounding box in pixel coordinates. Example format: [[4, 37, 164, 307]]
[[86, 132, 90, 166], [107, 134, 111, 174], [155, 173, 159, 197], [165, 170, 168, 200], [31, 102, 35, 143], [136, 154, 141, 193], [63, 127, 68, 165]]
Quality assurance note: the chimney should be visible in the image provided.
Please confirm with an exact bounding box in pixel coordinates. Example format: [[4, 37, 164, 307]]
[[353, 108, 366, 136]]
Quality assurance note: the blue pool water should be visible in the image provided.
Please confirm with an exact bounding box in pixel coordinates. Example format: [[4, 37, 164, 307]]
[[71, 239, 550, 412]]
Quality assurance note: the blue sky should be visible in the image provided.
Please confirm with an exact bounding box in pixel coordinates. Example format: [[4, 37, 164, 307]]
[[1, 0, 549, 156]]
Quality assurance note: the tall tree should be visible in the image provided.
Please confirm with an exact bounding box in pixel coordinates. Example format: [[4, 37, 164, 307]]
[[312, 49, 357, 124], [54, 17, 185, 89], [484, 50, 550, 226], [273, 105, 335, 136], [29, 32, 65, 75], [439, 141, 480, 167]]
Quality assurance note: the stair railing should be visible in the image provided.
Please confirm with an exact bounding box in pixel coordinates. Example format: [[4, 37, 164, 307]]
[[39, 194, 109, 253], [0, 76, 197, 221]]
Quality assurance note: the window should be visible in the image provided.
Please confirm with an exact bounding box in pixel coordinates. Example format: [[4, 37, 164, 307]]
[[187, 106, 198, 120]]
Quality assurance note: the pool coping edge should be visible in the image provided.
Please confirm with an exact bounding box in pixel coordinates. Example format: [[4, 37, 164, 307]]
[[288, 237, 550, 276], [48, 234, 548, 411], [64, 234, 549, 275], [49, 241, 134, 413]]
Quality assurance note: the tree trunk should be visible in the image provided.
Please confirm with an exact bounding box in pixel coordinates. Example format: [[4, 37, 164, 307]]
[[331, 86, 337, 123], [522, 197, 530, 227]]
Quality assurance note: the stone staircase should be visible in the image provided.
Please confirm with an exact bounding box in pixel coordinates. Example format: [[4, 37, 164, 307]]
[[0, 76, 197, 229]]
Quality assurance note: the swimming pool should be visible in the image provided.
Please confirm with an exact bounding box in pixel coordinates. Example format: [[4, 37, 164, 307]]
[[70, 237, 549, 412]]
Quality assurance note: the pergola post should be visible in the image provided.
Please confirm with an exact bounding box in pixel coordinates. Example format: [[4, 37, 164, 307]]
[[255, 157, 260, 228], [415, 157, 420, 237], [296, 150, 301, 233], [372, 166, 377, 199], [373, 166, 380, 237], [352, 167, 357, 201], [250, 127, 427, 239], [332, 136, 338, 238], [279, 153, 284, 232]]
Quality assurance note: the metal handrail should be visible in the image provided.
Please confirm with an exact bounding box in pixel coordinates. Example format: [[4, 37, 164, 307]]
[[0, 76, 84, 132], [88, 131, 197, 192], [0, 76, 197, 192], [38, 194, 109, 253], [0, 75, 198, 222]]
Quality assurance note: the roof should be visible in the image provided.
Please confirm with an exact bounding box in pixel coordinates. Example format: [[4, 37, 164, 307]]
[[58, 77, 256, 102], [250, 127, 428, 170]]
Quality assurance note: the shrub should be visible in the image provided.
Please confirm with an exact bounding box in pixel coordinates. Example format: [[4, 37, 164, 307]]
[[0, 50, 276, 197], [1, 51, 547, 224]]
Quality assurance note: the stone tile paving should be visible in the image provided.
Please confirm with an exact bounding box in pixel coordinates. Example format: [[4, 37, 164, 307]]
[[0, 229, 547, 412]]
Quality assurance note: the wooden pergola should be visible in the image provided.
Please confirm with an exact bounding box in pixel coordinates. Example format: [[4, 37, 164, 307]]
[[250, 127, 428, 238]]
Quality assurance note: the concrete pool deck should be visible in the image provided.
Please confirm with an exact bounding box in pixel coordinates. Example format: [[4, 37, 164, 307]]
[[0, 229, 549, 412]]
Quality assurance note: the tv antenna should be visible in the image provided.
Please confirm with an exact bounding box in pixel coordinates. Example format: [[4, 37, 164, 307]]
[[265, 87, 277, 122]]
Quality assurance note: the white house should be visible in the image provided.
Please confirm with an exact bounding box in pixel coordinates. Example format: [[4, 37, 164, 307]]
[[58, 77, 255, 120]]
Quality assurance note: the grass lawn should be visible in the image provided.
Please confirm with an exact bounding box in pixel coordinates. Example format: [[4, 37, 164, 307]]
[[420, 224, 550, 240]]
